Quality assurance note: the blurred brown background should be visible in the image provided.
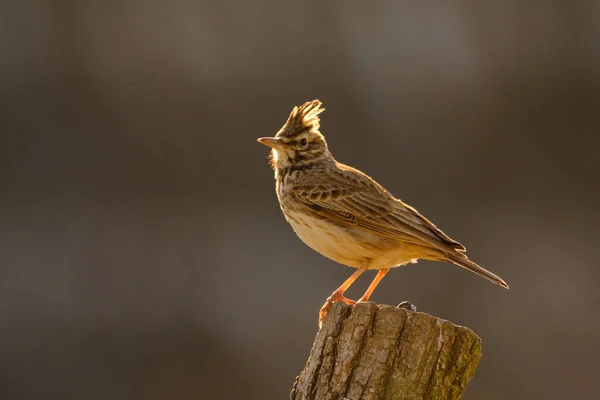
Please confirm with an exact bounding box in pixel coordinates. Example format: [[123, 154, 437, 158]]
[[1, 1, 599, 399]]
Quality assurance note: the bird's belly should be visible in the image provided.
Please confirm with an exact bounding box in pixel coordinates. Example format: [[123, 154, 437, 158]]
[[285, 210, 418, 270]]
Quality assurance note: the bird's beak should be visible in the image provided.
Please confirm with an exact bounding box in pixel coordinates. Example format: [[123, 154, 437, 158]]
[[257, 137, 286, 151]]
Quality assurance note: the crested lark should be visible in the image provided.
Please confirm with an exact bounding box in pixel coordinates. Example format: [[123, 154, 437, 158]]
[[258, 100, 508, 327]]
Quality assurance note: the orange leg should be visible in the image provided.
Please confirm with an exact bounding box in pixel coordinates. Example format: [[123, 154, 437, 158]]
[[357, 268, 389, 303], [319, 268, 366, 327]]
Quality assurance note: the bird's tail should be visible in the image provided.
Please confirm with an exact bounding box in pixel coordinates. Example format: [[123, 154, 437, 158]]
[[444, 253, 509, 289]]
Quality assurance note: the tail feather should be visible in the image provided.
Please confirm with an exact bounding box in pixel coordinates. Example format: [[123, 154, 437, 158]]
[[445, 253, 509, 289]]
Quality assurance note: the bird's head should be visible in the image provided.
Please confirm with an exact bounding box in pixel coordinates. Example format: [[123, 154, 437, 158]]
[[258, 100, 334, 174]]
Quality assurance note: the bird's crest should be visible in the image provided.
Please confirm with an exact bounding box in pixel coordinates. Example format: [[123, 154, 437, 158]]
[[276, 99, 325, 138]]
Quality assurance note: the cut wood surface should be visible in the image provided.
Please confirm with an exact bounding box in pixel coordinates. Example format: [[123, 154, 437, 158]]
[[291, 302, 482, 400]]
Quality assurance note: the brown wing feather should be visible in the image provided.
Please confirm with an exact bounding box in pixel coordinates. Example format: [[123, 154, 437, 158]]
[[293, 163, 466, 254]]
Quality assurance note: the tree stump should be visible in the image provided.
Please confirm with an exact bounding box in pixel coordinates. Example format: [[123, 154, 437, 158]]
[[291, 302, 482, 400]]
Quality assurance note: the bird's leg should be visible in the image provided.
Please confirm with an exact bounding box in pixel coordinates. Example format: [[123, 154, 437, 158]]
[[357, 268, 389, 303], [319, 267, 366, 327]]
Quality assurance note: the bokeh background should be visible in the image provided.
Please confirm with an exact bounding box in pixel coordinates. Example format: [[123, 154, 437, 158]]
[[2, 1, 599, 399]]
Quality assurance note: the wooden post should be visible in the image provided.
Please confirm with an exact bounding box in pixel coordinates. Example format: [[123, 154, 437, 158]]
[[291, 302, 482, 400]]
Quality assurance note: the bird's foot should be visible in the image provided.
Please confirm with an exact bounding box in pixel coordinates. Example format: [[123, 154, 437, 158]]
[[397, 301, 417, 312], [318, 292, 356, 328], [356, 295, 372, 303]]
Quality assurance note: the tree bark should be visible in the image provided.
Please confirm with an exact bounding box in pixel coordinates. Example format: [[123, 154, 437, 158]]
[[291, 302, 482, 400]]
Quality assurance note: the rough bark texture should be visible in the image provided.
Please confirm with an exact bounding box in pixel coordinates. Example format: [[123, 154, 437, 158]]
[[291, 302, 482, 400]]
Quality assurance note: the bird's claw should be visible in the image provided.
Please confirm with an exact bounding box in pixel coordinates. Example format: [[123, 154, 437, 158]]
[[318, 293, 356, 328]]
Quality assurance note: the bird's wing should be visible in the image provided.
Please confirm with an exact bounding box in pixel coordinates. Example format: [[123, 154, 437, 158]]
[[292, 164, 466, 253]]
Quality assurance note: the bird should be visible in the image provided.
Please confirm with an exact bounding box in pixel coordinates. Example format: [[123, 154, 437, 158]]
[[257, 99, 508, 327]]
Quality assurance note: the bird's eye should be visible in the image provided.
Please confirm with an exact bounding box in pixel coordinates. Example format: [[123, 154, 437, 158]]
[[299, 138, 308, 148]]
